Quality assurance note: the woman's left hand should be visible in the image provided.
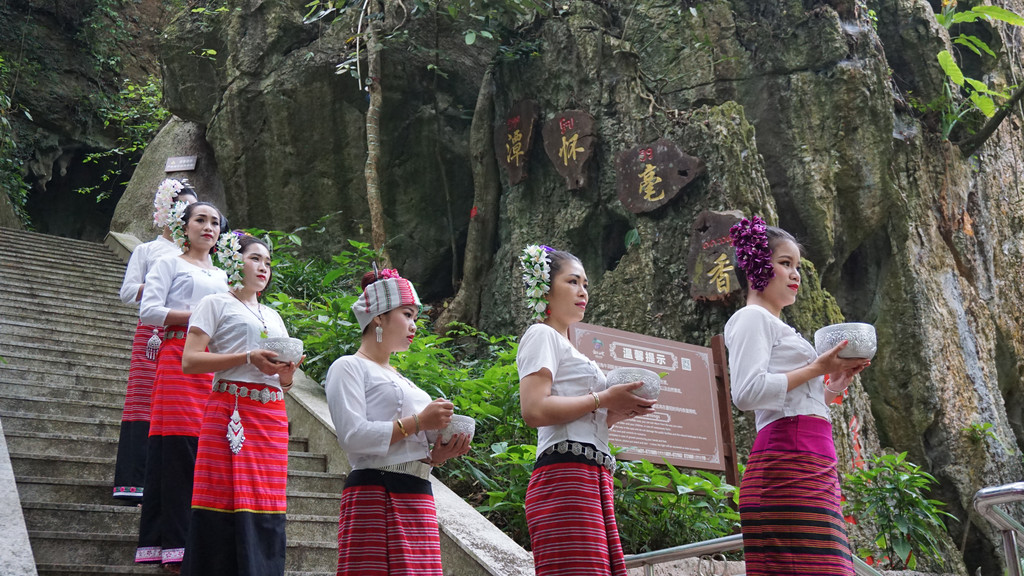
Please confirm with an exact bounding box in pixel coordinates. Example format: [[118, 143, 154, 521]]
[[829, 361, 869, 391], [429, 433, 472, 466]]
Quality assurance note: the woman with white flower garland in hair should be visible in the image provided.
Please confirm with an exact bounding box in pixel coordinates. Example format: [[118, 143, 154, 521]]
[[179, 233, 300, 576], [725, 216, 869, 576], [135, 201, 229, 571], [325, 267, 471, 576], [515, 245, 656, 576], [113, 179, 198, 503]]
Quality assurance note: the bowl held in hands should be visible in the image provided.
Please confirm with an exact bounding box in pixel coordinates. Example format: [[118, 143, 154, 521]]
[[605, 367, 662, 400], [258, 337, 304, 364], [427, 414, 476, 444], [813, 323, 876, 360]]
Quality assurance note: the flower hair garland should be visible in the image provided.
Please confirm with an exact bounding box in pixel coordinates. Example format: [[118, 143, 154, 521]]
[[152, 178, 183, 227], [377, 268, 400, 280], [215, 231, 245, 290], [168, 201, 187, 250], [729, 215, 774, 292], [519, 244, 554, 321]]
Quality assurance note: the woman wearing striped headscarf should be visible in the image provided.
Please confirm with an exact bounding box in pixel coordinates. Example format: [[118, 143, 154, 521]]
[[515, 245, 655, 576], [324, 268, 471, 576], [725, 216, 870, 576]]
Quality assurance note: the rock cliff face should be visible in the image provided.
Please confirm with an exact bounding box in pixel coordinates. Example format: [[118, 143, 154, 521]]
[[126, 0, 1024, 572]]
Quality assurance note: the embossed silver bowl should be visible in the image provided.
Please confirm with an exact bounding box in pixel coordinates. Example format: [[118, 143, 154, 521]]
[[606, 367, 662, 400], [813, 323, 876, 360], [427, 414, 476, 445], [258, 337, 304, 364]]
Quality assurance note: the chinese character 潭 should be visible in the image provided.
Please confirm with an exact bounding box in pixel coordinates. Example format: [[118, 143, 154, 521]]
[[506, 129, 524, 166], [706, 252, 734, 293], [639, 163, 664, 202], [559, 133, 584, 166]]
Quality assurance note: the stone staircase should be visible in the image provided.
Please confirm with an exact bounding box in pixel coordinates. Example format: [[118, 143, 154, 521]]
[[0, 227, 343, 575]]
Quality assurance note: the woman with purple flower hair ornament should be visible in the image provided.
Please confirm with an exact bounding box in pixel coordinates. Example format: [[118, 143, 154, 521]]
[[515, 245, 656, 576], [724, 216, 870, 576], [113, 179, 197, 503]]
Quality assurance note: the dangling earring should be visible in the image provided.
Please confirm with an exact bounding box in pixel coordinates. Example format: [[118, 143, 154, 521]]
[[545, 305, 551, 316], [375, 325, 383, 343], [184, 238, 191, 251]]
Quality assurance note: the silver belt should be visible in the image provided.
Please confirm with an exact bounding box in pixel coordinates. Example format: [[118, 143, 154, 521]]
[[541, 440, 616, 473], [164, 329, 187, 340], [372, 460, 432, 480], [214, 381, 285, 404]]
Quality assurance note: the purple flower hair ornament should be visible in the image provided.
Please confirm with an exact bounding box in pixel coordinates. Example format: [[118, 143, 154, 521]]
[[729, 215, 774, 292]]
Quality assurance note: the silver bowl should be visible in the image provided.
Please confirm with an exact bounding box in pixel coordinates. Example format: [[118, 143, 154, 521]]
[[426, 414, 476, 444], [813, 323, 876, 360], [606, 367, 661, 400], [258, 337, 304, 364]]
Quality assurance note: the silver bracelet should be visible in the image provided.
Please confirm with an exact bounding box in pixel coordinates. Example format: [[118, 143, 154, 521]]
[[824, 381, 847, 394], [246, 350, 251, 365]]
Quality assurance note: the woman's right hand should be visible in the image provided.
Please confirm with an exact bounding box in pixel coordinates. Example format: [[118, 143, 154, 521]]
[[814, 341, 870, 376], [418, 398, 455, 431], [601, 382, 657, 417]]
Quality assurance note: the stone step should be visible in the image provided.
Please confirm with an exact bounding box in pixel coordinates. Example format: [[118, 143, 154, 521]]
[[288, 451, 327, 473], [12, 378, 126, 404], [0, 236, 126, 265], [0, 260, 126, 285], [0, 350, 128, 380], [11, 452, 115, 482], [278, 470, 345, 496], [0, 279, 134, 317], [0, 411, 120, 439], [1, 318, 135, 347], [5, 431, 119, 459], [0, 268, 125, 295], [15, 477, 114, 505], [0, 392, 125, 421], [0, 343, 131, 377], [0, 364, 128, 391], [0, 308, 136, 339], [0, 292, 137, 324], [288, 437, 309, 452], [0, 227, 120, 255], [28, 532, 338, 570], [285, 491, 340, 516], [0, 250, 126, 277]]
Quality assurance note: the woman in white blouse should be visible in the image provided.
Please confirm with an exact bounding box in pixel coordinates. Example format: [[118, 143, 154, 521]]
[[179, 234, 299, 576], [135, 201, 229, 571], [515, 246, 655, 576], [724, 217, 869, 576], [324, 268, 470, 576], [114, 183, 197, 502]]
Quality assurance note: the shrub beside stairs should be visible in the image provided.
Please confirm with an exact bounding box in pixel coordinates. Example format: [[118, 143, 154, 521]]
[[0, 227, 342, 575]]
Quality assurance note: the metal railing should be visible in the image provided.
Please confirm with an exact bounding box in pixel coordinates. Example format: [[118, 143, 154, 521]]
[[974, 481, 1024, 576], [623, 533, 883, 576]]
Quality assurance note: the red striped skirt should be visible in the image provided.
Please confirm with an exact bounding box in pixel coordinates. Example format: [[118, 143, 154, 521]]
[[739, 415, 854, 575], [148, 327, 214, 438], [525, 446, 627, 576], [336, 469, 442, 576], [191, 381, 289, 513], [123, 320, 160, 422]]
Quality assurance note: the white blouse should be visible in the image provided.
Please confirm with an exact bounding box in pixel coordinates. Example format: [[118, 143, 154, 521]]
[[119, 236, 180, 306], [188, 292, 290, 389], [139, 256, 228, 327], [516, 323, 611, 457], [724, 304, 829, 431], [324, 355, 432, 470]]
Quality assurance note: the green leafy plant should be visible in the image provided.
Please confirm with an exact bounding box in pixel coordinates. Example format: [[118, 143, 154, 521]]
[[932, 2, 1024, 138], [0, 54, 31, 226], [843, 452, 956, 570], [76, 76, 169, 202], [79, 0, 132, 73]]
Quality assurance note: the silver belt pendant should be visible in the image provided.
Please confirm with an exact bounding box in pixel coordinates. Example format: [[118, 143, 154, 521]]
[[145, 328, 161, 360]]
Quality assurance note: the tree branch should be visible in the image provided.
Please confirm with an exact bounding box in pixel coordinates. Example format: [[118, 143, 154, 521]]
[[956, 82, 1024, 156]]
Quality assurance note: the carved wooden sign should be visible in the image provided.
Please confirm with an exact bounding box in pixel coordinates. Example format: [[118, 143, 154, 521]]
[[542, 110, 596, 190], [615, 139, 705, 213], [494, 100, 539, 185], [164, 156, 197, 172], [687, 209, 744, 301]]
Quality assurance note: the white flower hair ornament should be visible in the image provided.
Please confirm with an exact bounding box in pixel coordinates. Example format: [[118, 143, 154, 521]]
[[152, 178, 184, 227], [168, 201, 188, 251], [519, 244, 554, 321], [215, 231, 245, 290]]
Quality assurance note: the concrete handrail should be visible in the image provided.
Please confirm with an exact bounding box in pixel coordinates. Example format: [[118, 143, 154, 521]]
[[284, 371, 535, 576], [0, 418, 40, 575], [104, 231, 143, 264]]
